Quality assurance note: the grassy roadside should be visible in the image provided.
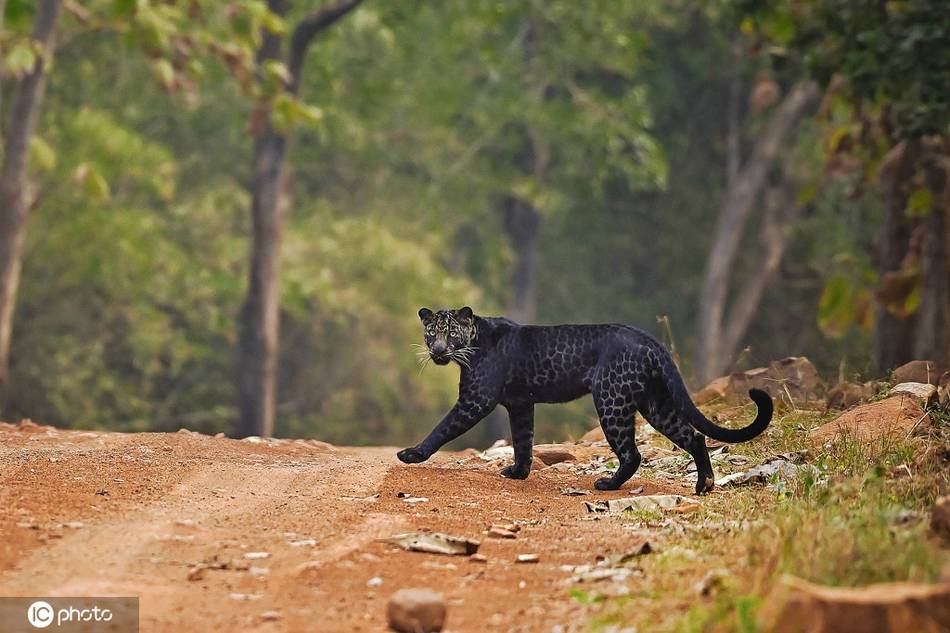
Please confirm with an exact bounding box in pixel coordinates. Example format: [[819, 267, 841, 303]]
[[579, 401, 950, 632]]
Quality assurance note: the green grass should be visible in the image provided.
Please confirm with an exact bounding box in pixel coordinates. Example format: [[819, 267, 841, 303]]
[[579, 405, 950, 632]]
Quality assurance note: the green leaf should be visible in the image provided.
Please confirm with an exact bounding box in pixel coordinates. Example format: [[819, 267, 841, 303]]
[[73, 162, 111, 201], [152, 58, 176, 91], [262, 60, 293, 87], [905, 187, 932, 217], [818, 275, 873, 338], [3, 40, 37, 78], [29, 136, 57, 171]]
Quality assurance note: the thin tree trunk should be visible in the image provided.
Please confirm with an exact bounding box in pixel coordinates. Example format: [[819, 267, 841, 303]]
[[236, 0, 362, 438], [503, 195, 540, 324], [914, 140, 950, 368], [0, 0, 8, 121], [873, 140, 919, 371], [719, 184, 801, 365], [726, 39, 742, 189], [695, 81, 818, 384], [0, 0, 62, 409]]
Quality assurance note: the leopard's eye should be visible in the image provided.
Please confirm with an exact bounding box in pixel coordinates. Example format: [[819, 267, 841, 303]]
[[425, 326, 435, 335], [450, 326, 460, 336]]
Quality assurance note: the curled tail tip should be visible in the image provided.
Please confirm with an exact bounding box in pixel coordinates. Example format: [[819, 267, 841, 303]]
[[748, 388, 774, 419]]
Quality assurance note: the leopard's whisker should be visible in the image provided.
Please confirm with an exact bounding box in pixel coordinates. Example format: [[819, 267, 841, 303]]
[[418, 356, 431, 374]]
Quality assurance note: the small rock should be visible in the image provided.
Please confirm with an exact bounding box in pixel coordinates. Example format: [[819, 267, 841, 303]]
[[387, 588, 446, 633], [229, 593, 263, 601], [487, 526, 517, 539], [469, 554, 488, 563], [289, 538, 317, 547], [244, 552, 270, 560], [757, 575, 950, 633], [579, 426, 605, 442], [889, 382, 938, 408], [258, 611, 281, 622], [930, 496, 950, 542], [692, 375, 730, 405], [893, 360, 938, 385], [477, 445, 514, 461], [532, 444, 576, 466], [367, 576, 383, 588], [723, 357, 822, 405], [824, 382, 873, 410], [63, 521, 84, 529], [516, 554, 539, 564]]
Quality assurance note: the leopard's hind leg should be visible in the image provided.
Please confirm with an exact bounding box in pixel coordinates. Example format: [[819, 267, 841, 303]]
[[642, 395, 715, 495], [591, 380, 642, 491]]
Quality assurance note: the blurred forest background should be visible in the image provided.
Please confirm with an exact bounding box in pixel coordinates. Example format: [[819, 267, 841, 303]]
[[0, 0, 946, 447]]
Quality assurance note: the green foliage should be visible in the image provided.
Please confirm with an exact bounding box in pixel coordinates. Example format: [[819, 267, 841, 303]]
[[4, 0, 926, 443], [738, 0, 949, 138]]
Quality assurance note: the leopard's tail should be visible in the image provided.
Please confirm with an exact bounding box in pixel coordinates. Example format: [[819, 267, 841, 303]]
[[660, 356, 772, 443]]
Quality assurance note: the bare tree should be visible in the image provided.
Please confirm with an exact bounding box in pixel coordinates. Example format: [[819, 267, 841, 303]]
[[694, 81, 818, 384], [236, 0, 364, 438], [0, 0, 63, 409]]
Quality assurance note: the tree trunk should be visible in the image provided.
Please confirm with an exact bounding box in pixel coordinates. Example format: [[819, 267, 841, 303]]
[[235, 0, 362, 438], [719, 184, 801, 366], [237, 129, 288, 438], [0, 0, 62, 410], [695, 81, 818, 384], [873, 141, 919, 371], [914, 140, 950, 369], [503, 195, 540, 324]]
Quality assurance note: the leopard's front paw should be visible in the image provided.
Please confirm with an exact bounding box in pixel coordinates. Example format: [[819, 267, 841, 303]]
[[594, 476, 621, 491], [500, 464, 530, 480], [397, 447, 429, 464]]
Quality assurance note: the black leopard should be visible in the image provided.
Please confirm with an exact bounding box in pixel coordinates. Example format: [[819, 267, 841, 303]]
[[397, 307, 773, 494]]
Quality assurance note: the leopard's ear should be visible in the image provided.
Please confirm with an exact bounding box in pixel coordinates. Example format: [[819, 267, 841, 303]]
[[418, 307, 434, 322], [457, 306, 474, 321]]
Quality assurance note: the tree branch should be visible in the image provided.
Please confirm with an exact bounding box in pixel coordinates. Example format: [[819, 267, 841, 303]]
[[695, 80, 818, 382], [287, 0, 364, 94]]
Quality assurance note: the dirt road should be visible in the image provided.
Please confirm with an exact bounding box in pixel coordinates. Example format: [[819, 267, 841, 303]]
[[0, 420, 688, 632]]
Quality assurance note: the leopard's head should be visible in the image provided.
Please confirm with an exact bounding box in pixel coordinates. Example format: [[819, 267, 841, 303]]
[[418, 306, 477, 366]]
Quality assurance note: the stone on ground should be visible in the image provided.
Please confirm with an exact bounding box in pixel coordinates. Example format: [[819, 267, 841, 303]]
[[579, 426, 604, 442], [697, 357, 822, 406], [893, 359, 938, 385], [692, 375, 730, 405], [532, 444, 576, 465], [889, 382, 939, 407], [758, 575, 950, 633], [825, 381, 874, 410], [387, 588, 446, 633], [810, 395, 929, 447]]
